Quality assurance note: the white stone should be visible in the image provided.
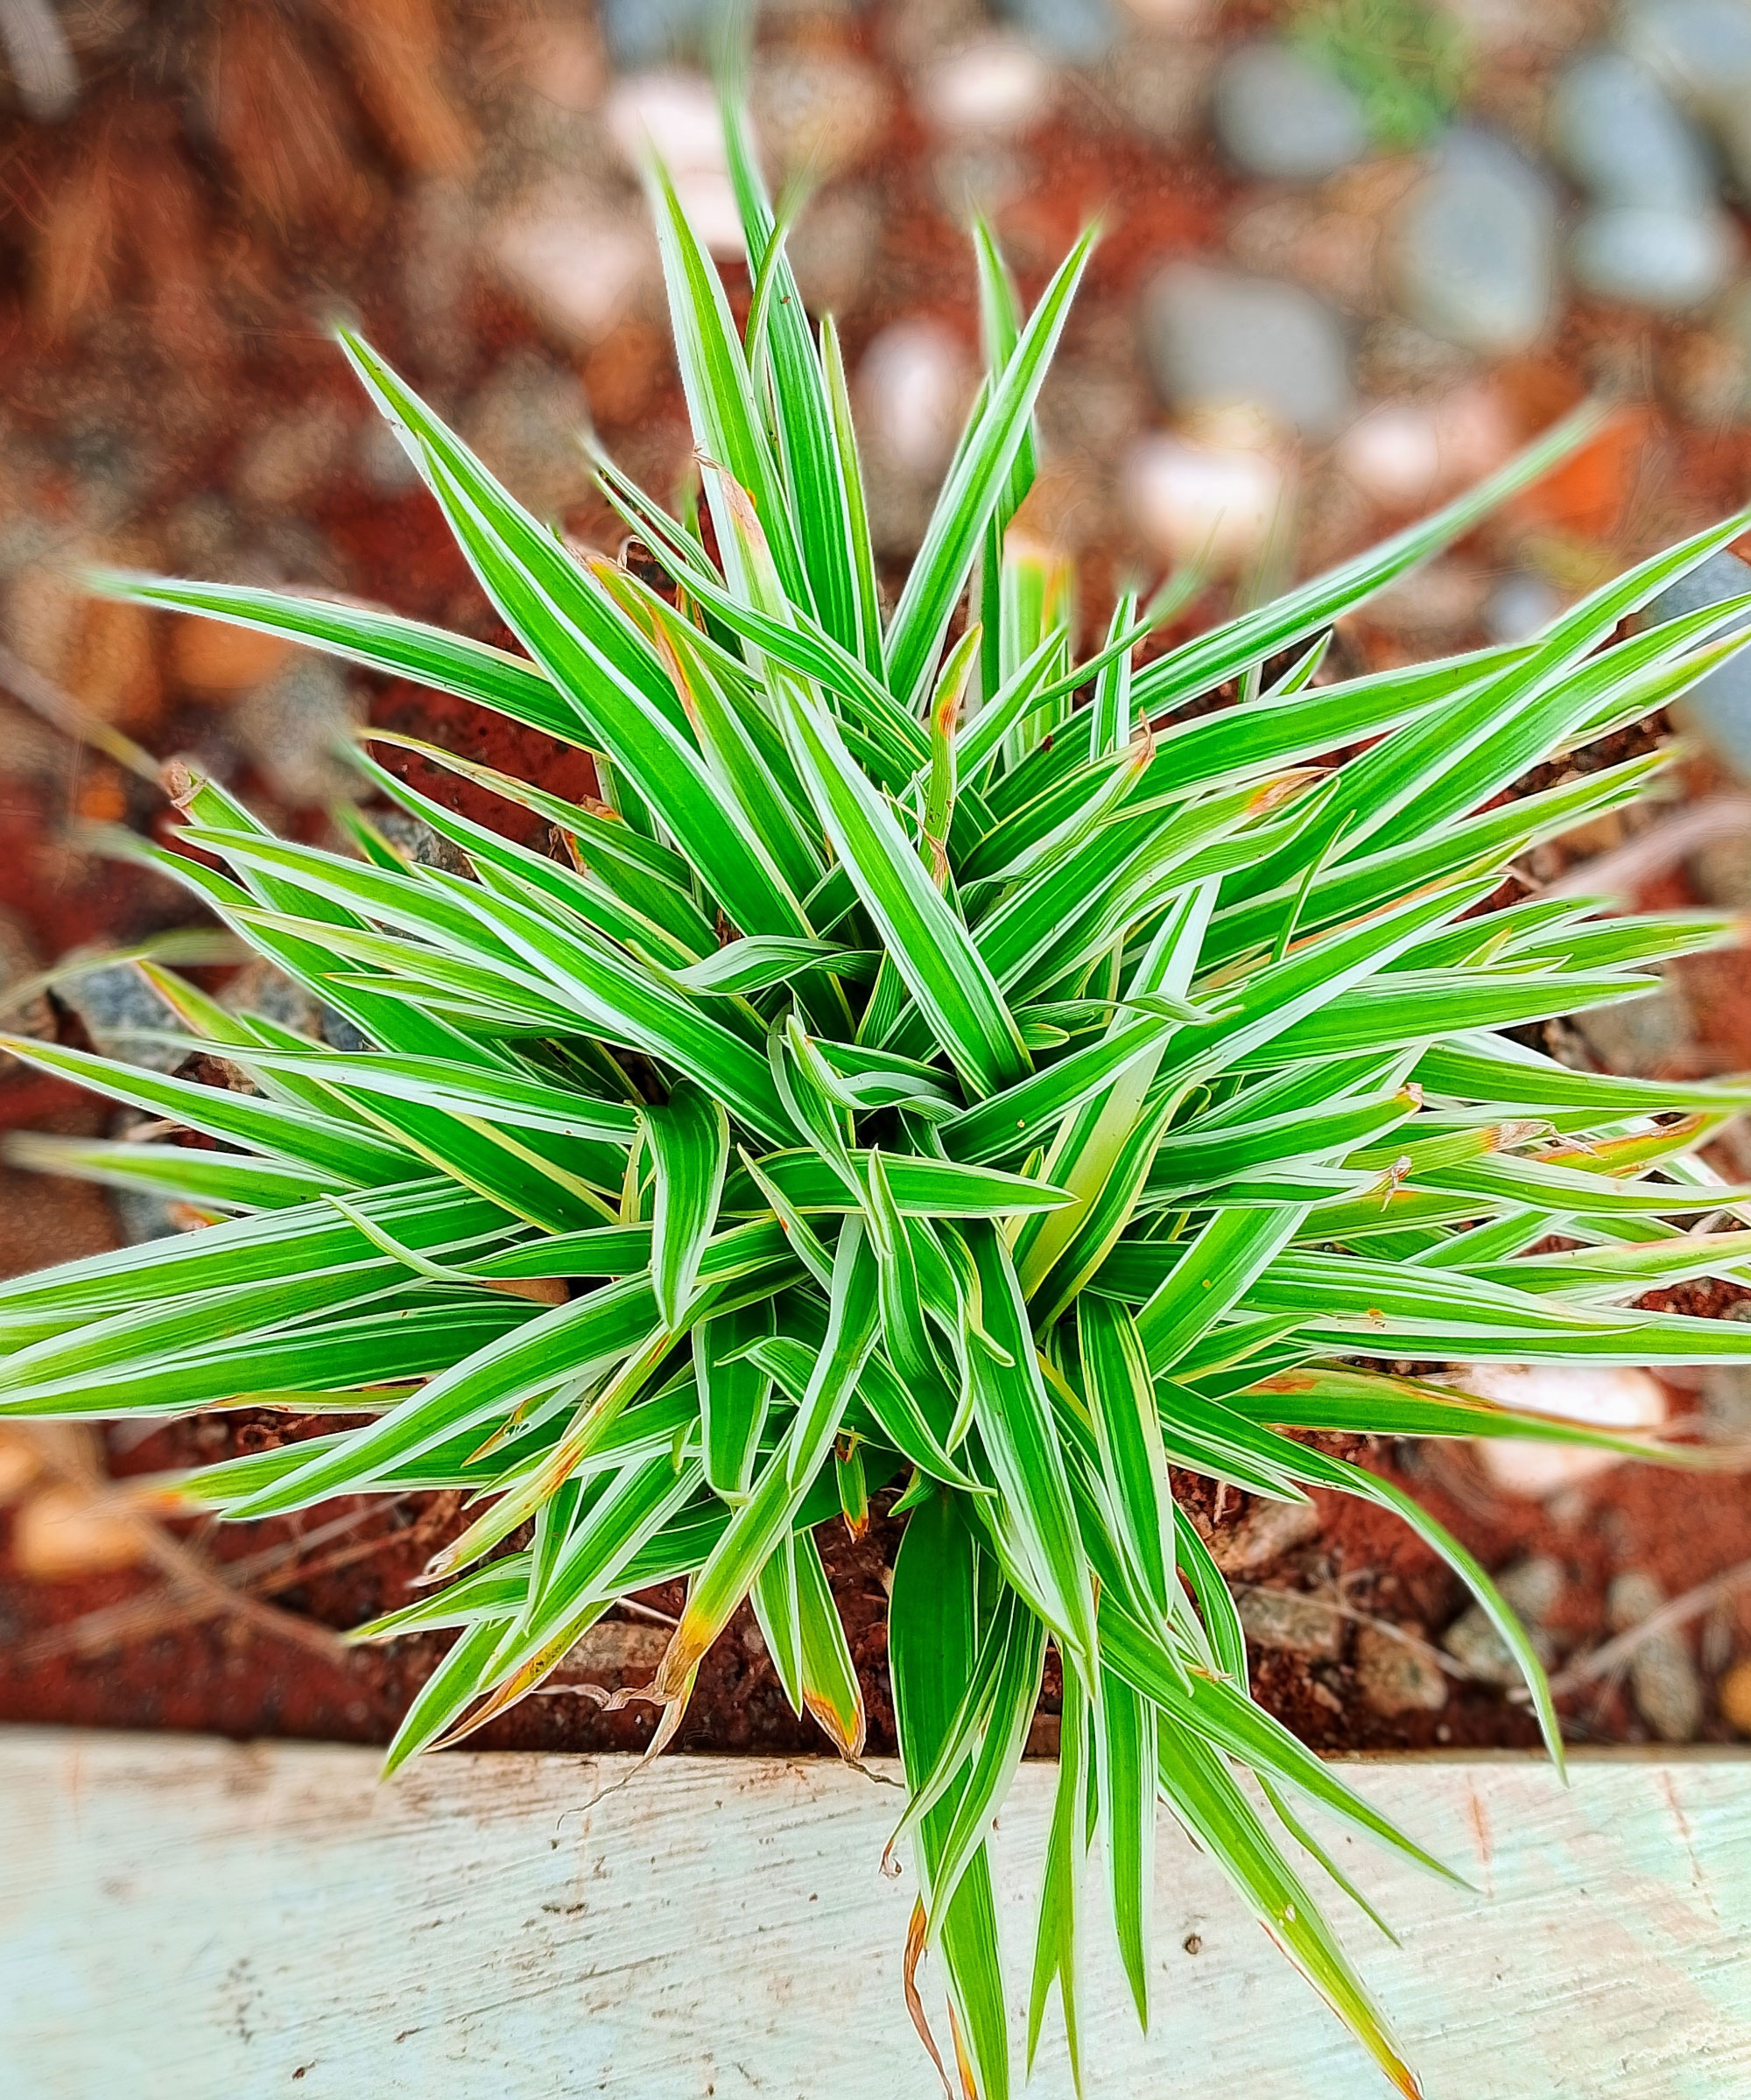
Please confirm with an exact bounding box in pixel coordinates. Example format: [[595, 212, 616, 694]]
[[492, 199, 654, 348], [1114, 0, 1213, 20], [857, 319, 975, 479], [11, 1484, 149, 1580], [604, 72, 743, 256], [1336, 404, 1443, 506], [1123, 430, 1285, 569], [1446, 1363, 1669, 1499], [1335, 386, 1513, 507], [918, 35, 1057, 139]]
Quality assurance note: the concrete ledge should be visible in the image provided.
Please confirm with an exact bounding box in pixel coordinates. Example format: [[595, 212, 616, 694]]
[[3, 1731, 1749, 2097]]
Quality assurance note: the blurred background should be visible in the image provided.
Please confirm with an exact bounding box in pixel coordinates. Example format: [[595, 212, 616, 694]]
[[10, 0, 1751, 1758]]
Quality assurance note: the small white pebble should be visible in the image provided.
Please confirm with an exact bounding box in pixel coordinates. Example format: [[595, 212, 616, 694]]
[[1448, 1363, 1668, 1499], [859, 320, 974, 479], [605, 73, 743, 256], [918, 36, 1056, 139], [1123, 430, 1284, 568]]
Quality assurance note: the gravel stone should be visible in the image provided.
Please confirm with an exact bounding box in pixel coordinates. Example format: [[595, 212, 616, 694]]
[[218, 959, 325, 1038], [1699, 1360, 1751, 1432], [1687, 830, 1751, 907], [1623, 0, 1751, 116], [1211, 42, 1369, 184], [1572, 980, 1697, 1076], [229, 656, 366, 805], [994, 0, 1117, 64], [1355, 1625, 1450, 1717], [369, 811, 474, 878], [1123, 429, 1285, 568], [1548, 49, 1717, 208], [751, 53, 891, 178], [1442, 1556, 1563, 1684], [461, 352, 595, 517], [1713, 95, 1751, 193], [0, 907, 52, 1063], [355, 418, 421, 496], [1141, 262, 1354, 438], [1388, 130, 1558, 355], [54, 962, 183, 1072], [1206, 1495, 1323, 1577], [320, 1008, 373, 1055], [230, 403, 351, 512], [560, 1619, 673, 1675], [1571, 204, 1736, 310], [1628, 547, 1751, 775], [1093, 32, 1215, 144], [787, 187, 883, 314], [110, 1186, 187, 1247], [1609, 1570, 1705, 1743], [1236, 1585, 1342, 1661], [599, 0, 716, 70], [1484, 572, 1563, 643], [1363, 558, 1488, 639]]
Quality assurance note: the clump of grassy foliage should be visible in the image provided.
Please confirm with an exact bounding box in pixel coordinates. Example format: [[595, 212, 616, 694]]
[[6, 97, 1751, 2099], [1294, 0, 1470, 148]]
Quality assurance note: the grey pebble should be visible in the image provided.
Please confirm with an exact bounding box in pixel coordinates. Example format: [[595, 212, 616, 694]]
[[1608, 1570, 1705, 1743], [1570, 204, 1736, 311], [1141, 261, 1354, 439], [1548, 49, 1716, 209], [1211, 42, 1369, 185], [1442, 1555, 1563, 1686], [1236, 1585, 1342, 1661], [1355, 1625, 1449, 1717], [1628, 547, 1751, 777], [994, 0, 1115, 65], [54, 963, 183, 1073], [1388, 130, 1558, 355]]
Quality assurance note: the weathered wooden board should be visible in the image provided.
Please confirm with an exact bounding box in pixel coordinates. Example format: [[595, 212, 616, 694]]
[[3, 1731, 1749, 2098]]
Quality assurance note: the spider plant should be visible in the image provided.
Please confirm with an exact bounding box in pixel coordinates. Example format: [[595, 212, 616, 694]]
[[8, 107, 1751, 2098]]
